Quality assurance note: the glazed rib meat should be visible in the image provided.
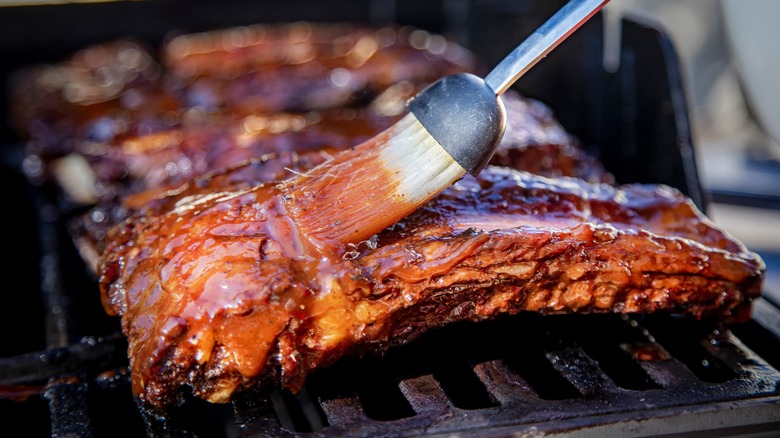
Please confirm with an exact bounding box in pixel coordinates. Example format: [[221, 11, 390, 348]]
[[12, 24, 473, 162], [71, 91, 611, 270], [161, 23, 476, 113], [15, 22, 610, 215], [98, 164, 764, 411]]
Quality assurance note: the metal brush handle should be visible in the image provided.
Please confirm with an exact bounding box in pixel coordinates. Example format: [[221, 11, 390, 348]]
[[485, 0, 610, 95], [409, 0, 609, 176]]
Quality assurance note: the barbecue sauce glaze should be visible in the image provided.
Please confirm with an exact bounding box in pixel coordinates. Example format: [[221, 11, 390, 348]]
[[98, 164, 764, 410]]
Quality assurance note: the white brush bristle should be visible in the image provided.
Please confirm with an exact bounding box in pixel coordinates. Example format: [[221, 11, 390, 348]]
[[380, 113, 466, 205]]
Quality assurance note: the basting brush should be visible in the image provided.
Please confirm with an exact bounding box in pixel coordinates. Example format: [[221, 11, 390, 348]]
[[281, 0, 609, 248]]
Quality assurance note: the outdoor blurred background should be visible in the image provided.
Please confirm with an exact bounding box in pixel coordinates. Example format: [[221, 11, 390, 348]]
[[606, 0, 780, 301]]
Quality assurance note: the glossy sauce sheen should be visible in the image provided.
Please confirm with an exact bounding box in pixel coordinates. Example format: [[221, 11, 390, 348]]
[[99, 164, 764, 411], [72, 91, 610, 268]]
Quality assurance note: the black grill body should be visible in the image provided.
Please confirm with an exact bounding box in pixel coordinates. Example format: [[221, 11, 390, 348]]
[[1, 1, 778, 436]]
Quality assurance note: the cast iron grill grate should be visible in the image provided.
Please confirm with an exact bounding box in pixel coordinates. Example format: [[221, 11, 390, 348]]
[[3, 287, 780, 437], [225, 311, 780, 437]]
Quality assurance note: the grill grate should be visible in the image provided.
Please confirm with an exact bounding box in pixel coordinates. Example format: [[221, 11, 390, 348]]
[[5, 280, 780, 437], [228, 313, 780, 437]]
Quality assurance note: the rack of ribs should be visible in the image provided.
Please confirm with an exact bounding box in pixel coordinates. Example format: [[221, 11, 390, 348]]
[[98, 162, 764, 410]]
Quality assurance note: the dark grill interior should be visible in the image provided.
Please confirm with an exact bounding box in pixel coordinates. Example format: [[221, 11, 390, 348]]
[[1, 1, 779, 436]]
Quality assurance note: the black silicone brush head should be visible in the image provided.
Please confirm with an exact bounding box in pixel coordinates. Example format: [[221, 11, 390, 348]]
[[408, 73, 506, 176]]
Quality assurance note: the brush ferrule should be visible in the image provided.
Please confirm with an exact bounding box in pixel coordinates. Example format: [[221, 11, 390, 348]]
[[408, 73, 506, 176]]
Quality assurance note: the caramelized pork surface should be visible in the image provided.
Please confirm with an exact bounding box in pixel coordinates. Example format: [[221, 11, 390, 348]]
[[16, 22, 610, 213], [98, 165, 764, 411], [11, 39, 173, 159], [12, 24, 473, 161], [72, 91, 611, 269], [162, 23, 476, 113]]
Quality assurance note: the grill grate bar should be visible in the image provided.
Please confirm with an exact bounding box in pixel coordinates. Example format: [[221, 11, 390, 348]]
[[318, 395, 368, 428], [751, 298, 780, 339], [36, 201, 71, 350], [26, 175, 88, 351], [233, 396, 294, 438], [620, 342, 699, 388], [44, 378, 93, 438], [639, 316, 743, 384], [706, 332, 780, 392], [398, 375, 451, 415], [546, 348, 618, 396], [268, 388, 325, 433], [232, 394, 275, 425], [0, 334, 127, 386], [472, 360, 537, 405], [701, 331, 753, 373]]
